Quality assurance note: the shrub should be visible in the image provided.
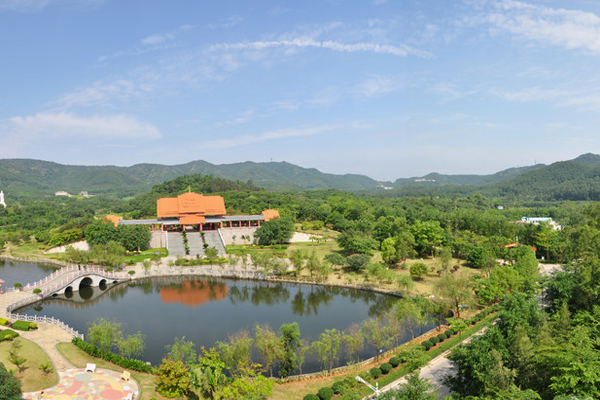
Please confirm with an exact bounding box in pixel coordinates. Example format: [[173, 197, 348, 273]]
[[343, 376, 359, 389], [317, 387, 334, 400], [33, 288, 41, 294], [430, 336, 440, 345], [29, 323, 38, 330], [303, 395, 319, 400], [389, 356, 401, 367], [397, 350, 411, 363], [13, 283, 22, 289], [72, 337, 155, 374], [128, 270, 136, 275], [12, 320, 32, 331], [380, 363, 392, 375], [369, 367, 382, 380], [0, 329, 19, 341], [332, 381, 347, 394], [0, 317, 8, 326], [421, 340, 433, 350], [444, 329, 454, 336], [437, 333, 447, 341]]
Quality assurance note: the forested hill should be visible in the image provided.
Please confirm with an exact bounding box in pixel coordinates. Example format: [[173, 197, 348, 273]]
[[2, 153, 600, 200], [392, 164, 546, 187], [0, 158, 381, 198], [387, 154, 600, 201]]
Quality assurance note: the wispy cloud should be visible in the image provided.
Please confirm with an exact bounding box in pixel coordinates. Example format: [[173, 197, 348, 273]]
[[205, 124, 340, 149], [207, 15, 243, 29], [210, 38, 428, 57], [53, 79, 145, 109], [141, 25, 193, 46], [0, 0, 104, 13], [9, 112, 161, 139], [214, 109, 255, 127], [353, 75, 404, 97], [475, 0, 600, 54]]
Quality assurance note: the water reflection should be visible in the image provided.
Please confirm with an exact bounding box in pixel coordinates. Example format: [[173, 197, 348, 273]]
[[18, 275, 431, 370], [160, 280, 228, 307]]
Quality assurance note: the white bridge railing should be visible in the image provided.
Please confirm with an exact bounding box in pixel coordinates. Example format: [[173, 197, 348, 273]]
[[27, 265, 129, 296], [6, 295, 84, 340]]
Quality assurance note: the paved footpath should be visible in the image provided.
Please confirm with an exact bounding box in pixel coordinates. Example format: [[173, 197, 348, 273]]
[[379, 330, 487, 399]]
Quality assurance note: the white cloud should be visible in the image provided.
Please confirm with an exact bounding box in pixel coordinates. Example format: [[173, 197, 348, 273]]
[[480, 0, 600, 54], [54, 79, 144, 109], [204, 125, 340, 149], [210, 37, 429, 58], [353, 76, 403, 97], [9, 112, 161, 139], [141, 25, 193, 46]]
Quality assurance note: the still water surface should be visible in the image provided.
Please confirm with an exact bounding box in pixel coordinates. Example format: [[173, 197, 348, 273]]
[[5, 262, 435, 374]]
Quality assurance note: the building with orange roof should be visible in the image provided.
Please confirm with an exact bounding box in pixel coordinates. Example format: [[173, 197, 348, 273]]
[[115, 192, 280, 233]]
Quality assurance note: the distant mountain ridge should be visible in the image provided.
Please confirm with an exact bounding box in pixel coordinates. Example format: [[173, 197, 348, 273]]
[[0, 159, 382, 197], [1, 153, 599, 199]]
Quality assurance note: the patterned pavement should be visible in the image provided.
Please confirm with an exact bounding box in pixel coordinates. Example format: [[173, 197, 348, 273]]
[[24, 368, 139, 400]]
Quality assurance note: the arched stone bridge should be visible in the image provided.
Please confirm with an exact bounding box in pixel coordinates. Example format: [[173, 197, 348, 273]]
[[26, 265, 130, 298]]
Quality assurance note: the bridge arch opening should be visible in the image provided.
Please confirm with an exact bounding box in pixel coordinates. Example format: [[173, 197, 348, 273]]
[[79, 277, 93, 290], [64, 286, 73, 299]]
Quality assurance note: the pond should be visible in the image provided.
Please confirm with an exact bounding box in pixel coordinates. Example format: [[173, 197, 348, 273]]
[[0, 259, 58, 290], [7, 262, 438, 375]]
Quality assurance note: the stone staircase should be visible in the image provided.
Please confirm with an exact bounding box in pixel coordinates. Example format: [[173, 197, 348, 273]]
[[187, 232, 205, 258], [166, 232, 186, 256], [204, 231, 226, 256]]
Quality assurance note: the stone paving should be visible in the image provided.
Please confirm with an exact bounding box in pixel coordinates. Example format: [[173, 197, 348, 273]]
[[23, 368, 139, 400]]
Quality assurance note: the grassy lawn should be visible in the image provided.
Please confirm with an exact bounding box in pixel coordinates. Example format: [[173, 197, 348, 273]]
[[0, 336, 58, 392], [124, 248, 169, 264]]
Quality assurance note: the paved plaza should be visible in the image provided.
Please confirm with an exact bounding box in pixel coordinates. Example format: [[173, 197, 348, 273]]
[[24, 368, 139, 400]]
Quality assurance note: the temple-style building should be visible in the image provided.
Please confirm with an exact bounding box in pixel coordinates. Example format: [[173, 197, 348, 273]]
[[111, 192, 279, 232]]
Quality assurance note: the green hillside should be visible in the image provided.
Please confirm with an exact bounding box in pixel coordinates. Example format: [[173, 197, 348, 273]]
[[0, 159, 381, 198]]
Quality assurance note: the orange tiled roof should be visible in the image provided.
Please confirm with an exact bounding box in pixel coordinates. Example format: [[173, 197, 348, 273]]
[[157, 192, 226, 219], [103, 215, 122, 227], [157, 197, 180, 218], [262, 209, 280, 221], [179, 215, 206, 225]]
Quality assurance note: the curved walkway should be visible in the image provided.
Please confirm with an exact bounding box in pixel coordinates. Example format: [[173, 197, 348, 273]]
[[23, 367, 139, 400]]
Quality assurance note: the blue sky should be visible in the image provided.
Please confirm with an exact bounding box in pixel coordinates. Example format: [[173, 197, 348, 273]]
[[1, 0, 600, 181]]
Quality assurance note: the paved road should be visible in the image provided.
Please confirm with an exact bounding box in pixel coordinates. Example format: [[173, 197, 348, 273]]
[[379, 329, 487, 399], [379, 350, 454, 399]]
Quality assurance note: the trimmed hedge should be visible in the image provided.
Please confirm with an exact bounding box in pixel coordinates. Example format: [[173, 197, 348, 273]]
[[332, 381, 347, 394], [12, 320, 33, 331], [0, 317, 8, 326], [317, 387, 334, 400], [369, 367, 382, 380], [444, 329, 454, 336], [33, 288, 41, 294], [389, 356, 401, 368], [304, 394, 319, 400], [437, 333, 447, 342], [380, 362, 392, 375], [421, 340, 433, 351], [0, 329, 19, 341], [72, 337, 155, 373]]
